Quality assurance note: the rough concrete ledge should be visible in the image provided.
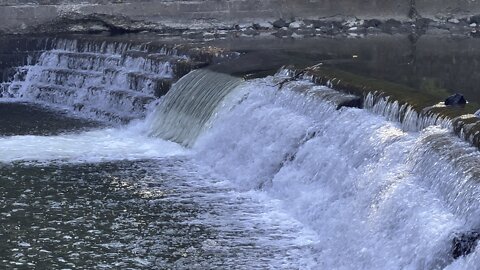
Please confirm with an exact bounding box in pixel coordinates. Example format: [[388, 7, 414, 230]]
[[0, 0, 426, 35], [282, 65, 480, 149]]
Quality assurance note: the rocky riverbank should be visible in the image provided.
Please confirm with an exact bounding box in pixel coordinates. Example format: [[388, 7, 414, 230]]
[[9, 12, 480, 40], [4, 0, 480, 39]]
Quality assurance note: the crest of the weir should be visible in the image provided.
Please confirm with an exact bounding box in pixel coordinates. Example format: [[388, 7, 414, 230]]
[[148, 69, 243, 146]]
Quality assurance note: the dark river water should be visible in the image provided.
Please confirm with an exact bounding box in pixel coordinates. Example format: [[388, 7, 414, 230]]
[[0, 102, 314, 269]]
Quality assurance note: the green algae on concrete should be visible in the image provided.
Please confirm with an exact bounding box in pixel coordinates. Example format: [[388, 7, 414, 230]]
[[294, 65, 480, 149]]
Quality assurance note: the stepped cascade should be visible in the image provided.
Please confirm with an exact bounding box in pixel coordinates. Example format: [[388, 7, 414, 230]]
[[0, 39, 205, 123]]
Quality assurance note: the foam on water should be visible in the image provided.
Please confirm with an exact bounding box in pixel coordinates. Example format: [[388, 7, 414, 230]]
[[0, 124, 185, 163]]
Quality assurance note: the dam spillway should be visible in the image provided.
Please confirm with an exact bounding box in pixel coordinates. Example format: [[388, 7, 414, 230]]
[[0, 36, 479, 269]]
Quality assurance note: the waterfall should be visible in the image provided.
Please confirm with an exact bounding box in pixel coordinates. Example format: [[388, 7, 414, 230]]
[[0, 39, 200, 123], [147, 69, 243, 146], [182, 76, 480, 269]]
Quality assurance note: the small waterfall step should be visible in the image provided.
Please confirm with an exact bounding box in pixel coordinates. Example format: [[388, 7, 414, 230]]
[[30, 84, 155, 108], [122, 51, 209, 79], [41, 51, 122, 71], [52, 39, 139, 55], [148, 69, 243, 146], [0, 83, 11, 98], [125, 72, 173, 97], [34, 67, 172, 96], [38, 68, 103, 88], [276, 77, 363, 109], [1, 38, 238, 123], [47, 49, 208, 79]]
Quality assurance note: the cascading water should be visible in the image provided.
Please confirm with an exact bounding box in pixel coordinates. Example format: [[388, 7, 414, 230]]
[[147, 69, 243, 146], [1, 40, 479, 268], [1, 39, 198, 123], [145, 72, 480, 269]]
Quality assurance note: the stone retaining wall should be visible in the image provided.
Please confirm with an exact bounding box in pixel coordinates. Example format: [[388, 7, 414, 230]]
[[0, 0, 409, 34], [2, 0, 480, 34]]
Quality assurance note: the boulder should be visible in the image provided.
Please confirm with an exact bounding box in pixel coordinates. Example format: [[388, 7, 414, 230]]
[[288, 21, 303, 29], [452, 231, 480, 259], [241, 28, 259, 36], [380, 19, 402, 33], [471, 30, 480, 38], [364, 19, 382, 28], [336, 96, 363, 109], [272, 19, 288, 28], [445, 93, 467, 106], [252, 22, 272, 30], [469, 15, 480, 24]]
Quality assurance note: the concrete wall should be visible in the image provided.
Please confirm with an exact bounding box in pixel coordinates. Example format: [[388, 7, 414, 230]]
[[0, 0, 410, 34], [1, 0, 480, 34], [416, 0, 480, 19]]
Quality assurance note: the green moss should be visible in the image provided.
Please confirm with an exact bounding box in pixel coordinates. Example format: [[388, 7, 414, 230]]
[[298, 65, 480, 149], [304, 66, 478, 119]]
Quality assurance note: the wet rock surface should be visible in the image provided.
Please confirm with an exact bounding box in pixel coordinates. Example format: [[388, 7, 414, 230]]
[[452, 231, 480, 259], [22, 16, 480, 39], [445, 93, 467, 106], [1, 6, 480, 39]]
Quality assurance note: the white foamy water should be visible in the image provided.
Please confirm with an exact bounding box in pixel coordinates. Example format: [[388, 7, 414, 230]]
[[1, 39, 191, 123], [192, 77, 480, 269], [0, 125, 185, 163]]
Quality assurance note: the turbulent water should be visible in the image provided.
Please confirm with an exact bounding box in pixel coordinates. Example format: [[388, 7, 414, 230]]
[[1, 40, 479, 269], [147, 69, 243, 146], [0, 39, 192, 123]]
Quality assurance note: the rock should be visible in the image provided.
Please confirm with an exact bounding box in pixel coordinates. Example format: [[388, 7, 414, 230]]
[[470, 23, 478, 27], [305, 19, 344, 31], [366, 27, 382, 33], [415, 18, 432, 29], [252, 22, 272, 30], [288, 21, 303, 29], [452, 231, 480, 259], [380, 19, 403, 33], [445, 93, 467, 106], [448, 18, 460, 24], [272, 28, 293, 38], [293, 28, 316, 37], [344, 19, 358, 28], [469, 15, 480, 24], [337, 96, 363, 109], [471, 30, 480, 38], [475, 109, 480, 117], [241, 28, 259, 36], [364, 19, 382, 28], [272, 19, 288, 28], [304, 19, 324, 29], [291, 33, 304, 39]]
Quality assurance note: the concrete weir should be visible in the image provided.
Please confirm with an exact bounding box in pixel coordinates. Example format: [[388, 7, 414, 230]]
[[281, 64, 480, 149]]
